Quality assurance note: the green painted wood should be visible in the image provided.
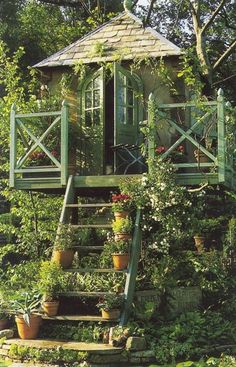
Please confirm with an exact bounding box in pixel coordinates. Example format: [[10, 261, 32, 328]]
[[74, 174, 142, 188], [15, 111, 61, 118], [73, 245, 104, 251], [71, 224, 112, 228], [61, 100, 69, 185], [147, 93, 155, 171], [64, 268, 127, 273], [66, 203, 112, 208], [42, 315, 118, 322], [16, 116, 61, 169], [120, 209, 142, 326], [158, 101, 217, 108], [60, 291, 124, 297], [14, 168, 61, 173], [10, 103, 16, 188], [59, 175, 74, 224], [217, 89, 226, 183]]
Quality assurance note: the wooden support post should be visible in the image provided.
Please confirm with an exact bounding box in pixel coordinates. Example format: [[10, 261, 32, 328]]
[[217, 89, 225, 183], [10, 103, 16, 188], [120, 209, 142, 326], [147, 93, 155, 173], [61, 100, 69, 186], [59, 175, 74, 224]]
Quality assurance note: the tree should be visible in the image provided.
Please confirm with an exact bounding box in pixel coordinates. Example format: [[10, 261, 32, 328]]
[[139, 0, 236, 98]]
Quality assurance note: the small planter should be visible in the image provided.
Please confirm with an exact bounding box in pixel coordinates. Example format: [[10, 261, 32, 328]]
[[194, 150, 210, 164], [101, 309, 120, 320], [115, 233, 132, 241], [112, 253, 129, 270], [15, 314, 42, 339], [42, 301, 60, 317], [193, 235, 205, 253], [114, 211, 129, 220], [52, 249, 74, 269], [0, 319, 8, 330]]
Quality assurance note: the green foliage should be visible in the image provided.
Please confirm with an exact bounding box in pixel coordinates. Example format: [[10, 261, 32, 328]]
[[37, 261, 67, 300], [9, 344, 88, 364], [54, 224, 76, 251], [104, 239, 130, 255], [9, 291, 41, 326], [96, 294, 124, 311], [112, 217, 133, 234]]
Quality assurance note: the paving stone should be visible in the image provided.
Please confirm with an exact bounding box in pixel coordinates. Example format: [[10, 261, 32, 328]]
[[0, 329, 14, 339], [126, 337, 147, 351]]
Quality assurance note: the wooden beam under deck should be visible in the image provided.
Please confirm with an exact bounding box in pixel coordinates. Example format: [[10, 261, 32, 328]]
[[13, 172, 234, 192]]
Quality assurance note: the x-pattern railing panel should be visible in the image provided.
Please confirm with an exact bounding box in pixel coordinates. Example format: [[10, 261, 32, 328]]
[[15, 115, 61, 169]]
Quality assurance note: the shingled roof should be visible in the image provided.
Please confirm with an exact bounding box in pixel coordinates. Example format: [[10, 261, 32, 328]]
[[34, 11, 181, 68]]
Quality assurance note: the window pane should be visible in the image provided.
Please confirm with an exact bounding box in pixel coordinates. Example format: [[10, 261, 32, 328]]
[[93, 109, 100, 125], [85, 111, 92, 126], [94, 76, 100, 89], [118, 71, 126, 87], [117, 86, 125, 107], [118, 106, 126, 124], [127, 88, 133, 106], [94, 90, 100, 107], [127, 107, 133, 125], [86, 81, 92, 90], [85, 91, 92, 108]]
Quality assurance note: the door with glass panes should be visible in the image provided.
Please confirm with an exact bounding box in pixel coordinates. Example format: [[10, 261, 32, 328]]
[[78, 63, 142, 175]]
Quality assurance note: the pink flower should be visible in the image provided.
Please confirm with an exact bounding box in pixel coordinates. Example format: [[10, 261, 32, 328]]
[[155, 146, 166, 154]]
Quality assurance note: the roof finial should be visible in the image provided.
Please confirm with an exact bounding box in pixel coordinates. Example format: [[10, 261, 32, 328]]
[[123, 0, 132, 12]]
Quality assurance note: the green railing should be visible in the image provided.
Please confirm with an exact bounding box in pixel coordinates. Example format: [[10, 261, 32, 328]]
[[10, 101, 69, 187], [147, 89, 229, 184]]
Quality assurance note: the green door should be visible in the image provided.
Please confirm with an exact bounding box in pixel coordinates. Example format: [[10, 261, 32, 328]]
[[79, 68, 104, 175], [114, 63, 142, 173]]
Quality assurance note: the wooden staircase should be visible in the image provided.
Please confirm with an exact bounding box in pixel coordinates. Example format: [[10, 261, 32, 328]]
[[44, 176, 142, 326]]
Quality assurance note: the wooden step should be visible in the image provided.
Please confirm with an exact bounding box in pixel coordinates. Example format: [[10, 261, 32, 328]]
[[60, 291, 124, 297], [66, 203, 112, 208], [64, 268, 127, 273], [73, 245, 104, 252], [71, 224, 112, 229], [42, 315, 119, 322]]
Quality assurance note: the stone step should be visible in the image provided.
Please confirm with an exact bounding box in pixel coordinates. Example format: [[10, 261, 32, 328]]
[[4, 338, 122, 353], [42, 315, 119, 322]]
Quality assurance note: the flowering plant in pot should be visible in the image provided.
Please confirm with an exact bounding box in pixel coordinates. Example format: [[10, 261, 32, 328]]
[[96, 294, 124, 320], [10, 291, 42, 339], [112, 217, 133, 241], [52, 224, 76, 269], [38, 261, 66, 317], [155, 145, 185, 163], [108, 239, 131, 270], [111, 193, 132, 219]]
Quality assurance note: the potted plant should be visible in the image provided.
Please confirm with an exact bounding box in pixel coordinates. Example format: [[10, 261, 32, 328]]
[[52, 224, 76, 269], [111, 193, 132, 219], [108, 239, 131, 270], [112, 217, 133, 241], [96, 294, 124, 320], [192, 218, 221, 252], [10, 291, 42, 340], [38, 261, 65, 317]]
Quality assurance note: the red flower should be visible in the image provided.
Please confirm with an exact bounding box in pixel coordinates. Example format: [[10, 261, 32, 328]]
[[155, 146, 166, 154], [112, 194, 130, 203], [177, 145, 184, 153]]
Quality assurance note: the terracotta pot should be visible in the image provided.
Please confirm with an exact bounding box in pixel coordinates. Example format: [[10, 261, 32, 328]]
[[52, 249, 74, 269], [114, 211, 129, 220], [42, 301, 59, 317], [101, 309, 120, 320], [115, 233, 132, 241], [0, 319, 8, 331], [193, 235, 205, 253], [112, 253, 130, 270], [15, 314, 42, 340]]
